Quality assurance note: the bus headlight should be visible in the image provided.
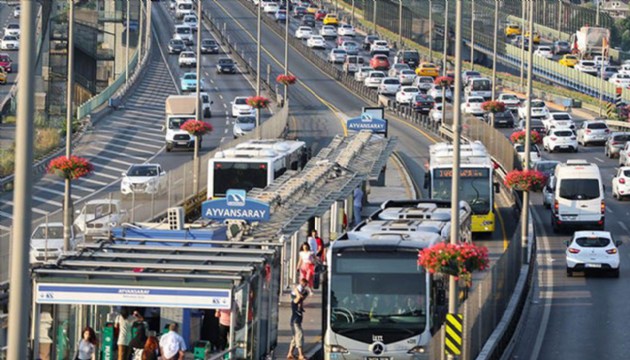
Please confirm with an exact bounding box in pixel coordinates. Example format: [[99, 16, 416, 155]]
[[407, 346, 426, 354], [326, 344, 349, 354]]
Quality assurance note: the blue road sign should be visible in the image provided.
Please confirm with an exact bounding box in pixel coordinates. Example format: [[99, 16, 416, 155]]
[[202, 189, 270, 222]]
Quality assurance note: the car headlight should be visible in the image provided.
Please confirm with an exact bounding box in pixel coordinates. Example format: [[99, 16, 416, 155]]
[[326, 344, 349, 354], [407, 346, 426, 354]]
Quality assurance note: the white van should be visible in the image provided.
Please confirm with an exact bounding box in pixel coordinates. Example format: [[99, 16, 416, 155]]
[[464, 77, 492, 100], [552, 160, 605, 232], [174, 25, 193, 45], [176, 0, 194, 19]]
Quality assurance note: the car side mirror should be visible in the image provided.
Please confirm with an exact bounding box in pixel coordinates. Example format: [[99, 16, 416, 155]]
[[121, 172, 126, 177], [616, 240, 623, 247], [161, 171, 166, 176], [75, 209, 81, 215], [494, 182, 500, 193]]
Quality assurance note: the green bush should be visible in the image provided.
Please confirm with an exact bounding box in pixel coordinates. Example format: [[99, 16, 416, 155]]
[[34, 128, 61, 159], [0, 147, 14, 178]]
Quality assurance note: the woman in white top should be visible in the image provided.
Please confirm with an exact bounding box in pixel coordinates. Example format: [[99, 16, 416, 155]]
[[75, 326, 97, 360], [296, 242, 316, 288], [115, 308, 134, 360]]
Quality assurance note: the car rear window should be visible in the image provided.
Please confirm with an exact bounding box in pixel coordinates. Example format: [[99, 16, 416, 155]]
[[468, 98, 483, 103], [559, 179, 600, 200], [575, 237, 611, 248], [614, 134, 630, 142], [403, 51, 419, 60], [531, 101, 545, 108], [383, 79, 399, 84], [553, 114, 571, 120], [588, 122, 608, 129], [555, 131, 573, 137]]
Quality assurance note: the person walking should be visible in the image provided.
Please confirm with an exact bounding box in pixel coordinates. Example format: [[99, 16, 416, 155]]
[[215, 306, 231, 351], [159, 323, 186, 360], [296, 242, 316, 288], [115, 308, 134, 360], [141, 336, 160, 360], [74, 326, 97, 360], [287, 278, 310, 360], [353, 186, 364, 226], [129, 310, 150, 359]]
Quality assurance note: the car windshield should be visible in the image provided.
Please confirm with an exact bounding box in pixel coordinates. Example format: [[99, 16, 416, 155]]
[[178, 3, 192, 9], [532, 120, 544, 127], [471, 79, 490, 90], [403, 87, 418, 92], [237, 116, 256, 124], [32, 225, 64, 239], [401, 70, 415, 75], [235, 98, 247, 105], [371, 73, 384, 78], [219, 59, 233, 64], [614, 134, 630, 142], [581, 61, 595, 66], [559, 179, 600, 200], [575, 237, 611, 248], [383, 79, 399, 84], [127, 165, 158, 177], [171, 40, 184, 45], [558, 41, 569, 47], [181, 53, 194, 58], [0, 55, 9, 62], [176, 27, 191, 34], [7, 24, 18, 29], [539, 47, 551, 52], [535, 162, 558, 175], [202, 40, 215, 45], [588, 122, 608, 130], [531, 101, 545, 108], [468, 98, 483, 103], [333, 50, 346, 54], [465, 71, 480, 77], [502, 95, 518, 100], [552, 114, 571, 120], [184, 74, 196, 79], [4, 36, 16, 41], [566, 56, 577, 60]]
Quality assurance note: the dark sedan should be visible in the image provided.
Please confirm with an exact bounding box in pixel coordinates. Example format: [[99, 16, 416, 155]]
[[412, 94, 435, 114], [200, 39, 219, 54], [301, 14, 315, 27], [485, 109, 515, 128], [168, 39, 186, 54], [216, 58, 236, 74]]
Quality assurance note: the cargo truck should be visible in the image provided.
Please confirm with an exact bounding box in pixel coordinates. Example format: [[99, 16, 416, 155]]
[[163, 94, 212, 152], [569, 26, 610, 58]]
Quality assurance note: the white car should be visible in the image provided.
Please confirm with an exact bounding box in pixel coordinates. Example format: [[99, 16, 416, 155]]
[[4, 23, 19, 37], [542, 176, 555, 209], [428, 85, 452, 103], [518, 99, 548, 119], [328, 48, 347, 64], [565, 231, 621, 277], [74, 199, 127, 238], [609, 73, 630, 88], [295, 26, 313, 39], [534, 46, 553, 59], [263, 2, 279, 13], [182, 15, 198, 32], [619, 142, 630, 166], [13, 6, 20, 19], [497, 93, 521, 111], [461, 96, 485, 116], [354, 66, 374, 82], [429, 103, 444, 124], [120, 163, 167, 197], [593, 55, 610, 68], [319, 25, 337, 38], [233, 115, 257, 138], [575, 60, 598, 75], [364, 71, 385, 88], [0, 35, 18, 50], [514, 143, 541, 167], [178, 51, 196, 67], [307, 35, 326, 49], [231, 96, 255, 117], [542, 112, 575, 130], [395, 86, 420, 104], [398, 69, 416, 85], [337, 24, 356, 37], [612, 166, 630, 200], [29, 223, 83, 263], [543, 128, 578, 153], [370, 40, 390, 56], [174, 24, 194, 45], [388, 63, 411, 77], [378, 77, 401, 95], [577, 120, 610, 146], [413, 76, 435, 91]]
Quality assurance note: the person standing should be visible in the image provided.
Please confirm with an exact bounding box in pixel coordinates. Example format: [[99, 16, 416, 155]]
[[142, 336, 161, 360], [353, 186, 364, 226], [159, 323, 186, 360], [115, 308, 134, 360], [74, 326, 97, 360], [39, 310, 53, 360], [296, 243, 316, 288], [215, 306, 231, 351], [129, 310, 150, 359], [287, 278, 310, 360]]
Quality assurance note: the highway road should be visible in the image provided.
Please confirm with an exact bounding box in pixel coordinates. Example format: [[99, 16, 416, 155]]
[[0, 3, 19, 104]]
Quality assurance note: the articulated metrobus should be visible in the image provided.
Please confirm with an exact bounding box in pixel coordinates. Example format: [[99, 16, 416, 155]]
[[324, 200, 472, 360], [426, 141, 499, 233], [206, 139, 308, 199]]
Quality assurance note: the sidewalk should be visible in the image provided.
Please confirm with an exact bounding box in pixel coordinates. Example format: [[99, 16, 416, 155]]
[[273, 156, 412, 359]]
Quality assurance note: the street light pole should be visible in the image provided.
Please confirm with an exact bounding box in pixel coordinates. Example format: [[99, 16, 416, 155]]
[[429, 0, 433, 61], [557, 0, 562, 39], [521, 0, 535, 265], [398, 0, 403, 48], [448, 1, 464, 358], [145, 0, 152, 53], [125, 0, 130, 84], [63, 0, 75, 252], [596, 0, 600, 26], [519, 0, 526, 87], [284, 2, 289, 106], [7, 0, 36, 357], [470, 0, 475, 70], [351, 0, 355, 27], [443, 0, 449, 76], [491, 0, 499, 128], [256, 0, 262, 139], [372, 0, 377, 35], [194, 0, 202, 193], [138, 0, 144, 67]]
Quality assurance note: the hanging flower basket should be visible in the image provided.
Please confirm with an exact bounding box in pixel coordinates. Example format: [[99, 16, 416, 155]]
[[246, 96, 271, 109], [47, 155, 94, 180], [180, 119, 213, 137], [510, 130, 542, 145], [504, 169, 547, 192], [481, 100, 506, 114], [276, 74, 297, 86], [434, 76, 453, 88], [417, 242, 489, 287]]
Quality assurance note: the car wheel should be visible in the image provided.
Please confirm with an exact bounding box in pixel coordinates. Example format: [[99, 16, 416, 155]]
[[551, 218, 559, 233], [611, 268, 620, 278], [613, 191, 619, 200], [566, 268, 573, 277], [166, 144, 172, 152], [574, 147, 578, 153]]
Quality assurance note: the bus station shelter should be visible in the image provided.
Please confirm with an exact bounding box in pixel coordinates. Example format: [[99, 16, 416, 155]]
[[31, 235, 283, 360]]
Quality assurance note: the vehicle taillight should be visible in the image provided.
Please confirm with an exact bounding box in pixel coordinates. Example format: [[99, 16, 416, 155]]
[[568, 248, 580, 254], [601, 200, 605, 214], [620, 178, 626, 184], [551, 137, 557, 141], [416, 102, 422, 106], [606, 248, 618, 254], [605, 129, 610, 133], [554, 200, 559, 212], [585, 129, 592, 134], [467, 104, 470, 107], [571, 136, 576, 140]]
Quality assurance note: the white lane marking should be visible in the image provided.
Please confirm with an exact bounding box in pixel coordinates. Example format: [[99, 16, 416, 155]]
[[225, 119, 230, 125], [32, 196, 63, 208], [33, 185, 81, 200], [205, 72, 209, 76], [607, 207, 614, 213], [214, 86, 220, 91], [91, 172, 119, 180], [223, 103, 227, 108], [224, 128, 228, 134], [220, 137, 226, 143], [93, 132, 165, 145], [594, 157, 605, 163], [219, 94, 223, 100], [90, 160, 127, 174], [0, 224, 10, 231], [87, 148, 146, 162], [3, 199, 49, 215], [620, 221, 629, 232], [0, 210, 12, 220], [90, 141, 158, 155], [83, 153, 135, 167], [79, 177, 109, 186]]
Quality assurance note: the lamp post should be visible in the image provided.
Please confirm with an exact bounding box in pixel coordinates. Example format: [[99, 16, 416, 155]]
[[443, 0, 449, 76], [194, 0, 202, 193], [520, 0, 526, 87], [596, 0, 600, 26], [125, 0, 130, 84], [138, 0, 144, 65], [7, 0, 35, 357], [429, 0, 433, 61], [557, 0, 562, 40], [398, 0, 403, 48], [351, 0, 355, 26], [145, 0, 152, 53], [372, 0, 377, 35], [490, 0, 499, 128], [63, 0, 75, 252], [256, 0, 262, 138], [522, 0, 535, 264], [284, 1, 289, 106], [470, 0, 475, 70]]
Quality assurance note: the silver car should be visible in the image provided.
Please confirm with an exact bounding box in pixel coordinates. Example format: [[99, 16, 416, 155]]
[[328, 48, 347, 64], [378, 77, 401, 95], [542, 176, 555, 209], [577, 120, 610, 146], [605, 132, 630, 158], [233, 115, 256, 138]]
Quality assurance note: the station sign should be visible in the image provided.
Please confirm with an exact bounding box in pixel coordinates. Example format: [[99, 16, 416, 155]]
[[201, 189, 270, 222], [346, 113, 388, 135], [36, 283, 232, 309]]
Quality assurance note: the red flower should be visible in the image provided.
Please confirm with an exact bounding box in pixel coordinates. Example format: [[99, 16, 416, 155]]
[[504, 169, 546, 191], [47, 155, 94, 180], [180, 119, 213, 136], [434, 76, 453, 87], [481, 100, 506, 114], [246, 96, 270, 109], [417, 242, 489, 287], [510, 130, 542, 145], [276, 74, 297, 86]]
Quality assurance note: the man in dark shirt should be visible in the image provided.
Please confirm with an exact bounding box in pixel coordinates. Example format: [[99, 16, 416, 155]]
[[287, 278, 310, 360]]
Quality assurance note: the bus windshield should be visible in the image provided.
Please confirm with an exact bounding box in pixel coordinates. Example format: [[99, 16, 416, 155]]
[[432, 168, 491, 214], [330, 250, 427, 344], [212, 161, 268, 197]]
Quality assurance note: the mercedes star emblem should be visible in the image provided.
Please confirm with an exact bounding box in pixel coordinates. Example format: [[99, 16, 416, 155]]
[[372, 343, 384, 355]]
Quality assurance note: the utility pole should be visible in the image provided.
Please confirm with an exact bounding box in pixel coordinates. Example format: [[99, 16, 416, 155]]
[[7, 0, 36, 357], [194, 0, 202, 193], [145, 0, 152, 53], [557, 0, 562, 39], [596, 0, 600, 26], [520, 0, 526, 87], [447, 0, 463, 358], [522, 0, 535, 265], [491, 0, 499, 128], [138, 0, 144, 67], [429, 0, 433, 61], [398, 0, 403, 48], [470, 0, 475, 70], [284, 1, 289, 106], [256, 0, 262, 139], [125, 0, 130, 84], [351, 0, 355, 26], [443, 0, 449, 76], [63, 0, 75, 252], [372, 0, 377, 35]]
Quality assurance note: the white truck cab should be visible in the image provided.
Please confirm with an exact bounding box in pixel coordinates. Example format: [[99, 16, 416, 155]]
[[74, 199, 127, 239]]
